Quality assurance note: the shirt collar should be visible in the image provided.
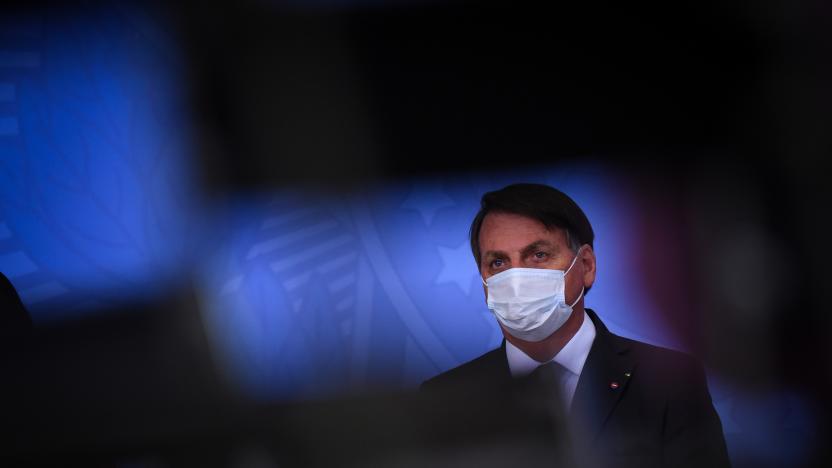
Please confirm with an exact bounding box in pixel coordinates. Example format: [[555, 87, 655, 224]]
[[505, 310, 597, 378]]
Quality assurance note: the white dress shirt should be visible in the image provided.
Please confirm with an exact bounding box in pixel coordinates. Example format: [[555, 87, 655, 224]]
[[505, 310, 596, 411]]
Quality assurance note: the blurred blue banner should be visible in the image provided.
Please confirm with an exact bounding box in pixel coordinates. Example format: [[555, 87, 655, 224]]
[[0, 3, 196, 319]]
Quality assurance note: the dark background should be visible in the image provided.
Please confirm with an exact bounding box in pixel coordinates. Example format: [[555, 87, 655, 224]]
[[2, 0, 831, 466], [184, 0, 832, 405]]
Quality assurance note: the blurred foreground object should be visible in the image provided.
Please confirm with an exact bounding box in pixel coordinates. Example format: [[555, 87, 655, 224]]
[[0, 289, 572, 467], [0, 272, 32, 354]]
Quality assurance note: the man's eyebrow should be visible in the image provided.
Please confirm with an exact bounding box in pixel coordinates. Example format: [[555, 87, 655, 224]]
[[481, 240, 559, 262], [482, 249, 508, 260], [520, 240, 558, 256]]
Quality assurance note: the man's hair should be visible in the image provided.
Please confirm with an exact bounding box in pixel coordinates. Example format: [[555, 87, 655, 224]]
[[469, 183, 595, 268]]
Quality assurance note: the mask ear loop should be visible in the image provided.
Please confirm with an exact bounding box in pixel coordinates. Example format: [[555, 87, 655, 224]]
[[564, 245, 584, 276], [566, 246, 585, 308], [569, 286, 585, 308]]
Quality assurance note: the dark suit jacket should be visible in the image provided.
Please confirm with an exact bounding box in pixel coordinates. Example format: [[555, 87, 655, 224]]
[[422, 308, 730, 468]]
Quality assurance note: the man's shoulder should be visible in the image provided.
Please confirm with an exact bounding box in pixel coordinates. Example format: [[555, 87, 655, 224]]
[[610, 333, 709, 389], [420, 345, 509, 392], [620, 334, 698, 363], [578, 333, 729, 467]]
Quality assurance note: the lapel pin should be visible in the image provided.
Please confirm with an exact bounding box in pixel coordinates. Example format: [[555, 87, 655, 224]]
[[609, 381, 620, 390], [624, 371, 631, 378]]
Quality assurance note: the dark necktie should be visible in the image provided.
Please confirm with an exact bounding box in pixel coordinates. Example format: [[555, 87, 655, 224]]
[[523, 361, 569, 412], [529, 361, 566, 388], [521, 362, 576, 464]]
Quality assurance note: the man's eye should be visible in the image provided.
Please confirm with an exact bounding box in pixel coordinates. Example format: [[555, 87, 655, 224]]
[[534, 251, 547, 259], [492, 259, 504, 268]]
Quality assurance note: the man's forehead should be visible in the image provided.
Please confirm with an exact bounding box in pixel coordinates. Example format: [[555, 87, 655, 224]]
[[479, 212, 568, 250], [482, 238, 561, 257], [481, 212, 545, 233]]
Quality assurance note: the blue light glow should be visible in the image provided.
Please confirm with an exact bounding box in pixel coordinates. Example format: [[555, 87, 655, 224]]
[[0, 5, 196, 319]]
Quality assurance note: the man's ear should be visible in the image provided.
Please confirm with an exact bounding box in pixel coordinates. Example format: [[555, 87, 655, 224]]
[[580, 245, 597, 288]]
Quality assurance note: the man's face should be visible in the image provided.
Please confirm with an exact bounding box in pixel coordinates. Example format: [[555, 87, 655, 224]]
[[478, 212, 595, 304]]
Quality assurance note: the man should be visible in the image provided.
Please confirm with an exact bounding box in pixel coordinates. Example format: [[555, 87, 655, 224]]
[[422, 183, 730, 467]]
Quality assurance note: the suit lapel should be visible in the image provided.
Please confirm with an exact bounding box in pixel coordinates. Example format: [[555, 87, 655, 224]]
[[569, 309, 636, 442]]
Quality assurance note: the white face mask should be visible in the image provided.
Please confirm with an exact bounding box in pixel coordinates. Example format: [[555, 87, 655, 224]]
[[484, 247, 585, 342]]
